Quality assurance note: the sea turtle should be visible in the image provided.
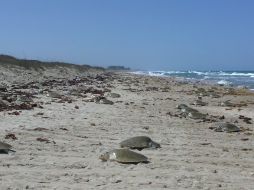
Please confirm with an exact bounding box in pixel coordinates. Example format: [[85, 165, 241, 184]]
[[99, 149, 148, 164], [47, 91, 63, 99], [120, 136, 161, 150], [176, 104, 189, 110], [0, 85, 7, 92], [192, 100, 207, 106], [213, 122, 241, 132], [107, 93, 121, 98], [219, 100, 234, 107], [16, 95, 34, 103], [209, 93, 221, 98], [0, 99, 8, 110], [188, 111, 207, 120], [99, 98, 114, 105], [0, 141, 13, 154], [181, 107, 199, 114]]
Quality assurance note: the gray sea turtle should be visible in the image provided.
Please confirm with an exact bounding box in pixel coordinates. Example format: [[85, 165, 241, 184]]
[[99, 98, 114, 105], [108, 93, 121, 98], [181, 107, 199, 114], [47, 91, 63, 99], [0, 141, 13, 154], [188, 111, 207, 120], [176, 104, 189, 110], [16, 95, 34, 103], [120, 136, 161, 150], [209, 92, 221, 98], [0, 99, 8, 110], [219, 100, 233, 107], [213, 122, 241, 132], [99, 149, 148, 164], [192, 100, 207, 106]]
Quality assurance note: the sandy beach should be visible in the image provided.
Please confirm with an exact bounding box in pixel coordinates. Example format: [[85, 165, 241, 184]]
[[0, 68, 254, 190]]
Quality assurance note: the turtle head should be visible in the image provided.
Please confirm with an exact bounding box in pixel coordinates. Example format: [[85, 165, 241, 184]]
[[99, 152, 110, 161], [150, 141, 161, 149]]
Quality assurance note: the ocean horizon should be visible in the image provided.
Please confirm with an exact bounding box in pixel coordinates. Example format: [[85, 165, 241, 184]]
[[132, 70, 254, 90]]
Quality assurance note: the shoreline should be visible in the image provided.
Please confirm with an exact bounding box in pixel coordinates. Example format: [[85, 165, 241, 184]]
[[130, 70, 254, 91]]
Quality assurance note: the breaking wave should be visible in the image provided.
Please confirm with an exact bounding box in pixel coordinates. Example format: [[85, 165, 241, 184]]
[[132, 70, 254, 89]]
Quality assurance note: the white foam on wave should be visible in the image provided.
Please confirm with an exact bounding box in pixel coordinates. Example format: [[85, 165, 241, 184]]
[[188, 71, 206, 75], [165, 71, 185, 74], [217, 80, 231, 85], [132, 70, 187, 77], [218, 72, 254, 77], [148, 71, 165, 76]]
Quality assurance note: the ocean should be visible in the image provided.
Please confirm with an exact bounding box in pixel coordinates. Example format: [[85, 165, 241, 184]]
[[132, 71, 254, 90]]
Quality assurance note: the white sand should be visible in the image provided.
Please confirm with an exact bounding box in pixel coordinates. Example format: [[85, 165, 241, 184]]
[[0, 72, 254, 189]]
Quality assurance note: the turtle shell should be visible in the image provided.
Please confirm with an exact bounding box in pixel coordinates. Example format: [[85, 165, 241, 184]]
[[0, 141, 12, 153], [193, 100, 207, 106], [120, 136, 160, 150], [214, 123, 240, 132], [219, 100, 233, 107], [100, 149, 148, 163], [181, 107, 199, 114], [108, 93, 121, 98], [176, 104, 189, 109], [99, 98, 114, 105], [188, 112, 207, 120]]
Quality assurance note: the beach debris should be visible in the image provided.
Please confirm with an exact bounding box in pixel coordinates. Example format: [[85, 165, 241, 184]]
[[239, 115, 252, 124], [219, 115, 225, 120], [212, 122, 241, 132], [36, 137, 50, 143], [46, 91, 64, 99], [16, 95, 34, 103], [146, 86, 159, 91], [0, 89, 40, 112], [34, 112, 44, 116], [241, 148, 252, 151], [120, 136, 161, 150], [8, 111, 20, 115], [5, 133, 17, 140], [200, 142, 212, 146], [99, 149, 148, 164], [33, 127, 49, 131], [0, 141, 14, 154], [0, 99, 9, 111], [59, 127, 68, 131], [0, 85, 8, 92], [74, 86, 105, 95], [166, 111, 182, 118]]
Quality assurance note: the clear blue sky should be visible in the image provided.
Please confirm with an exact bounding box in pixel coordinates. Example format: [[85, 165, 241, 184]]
[[0, 0, 253, 71]]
